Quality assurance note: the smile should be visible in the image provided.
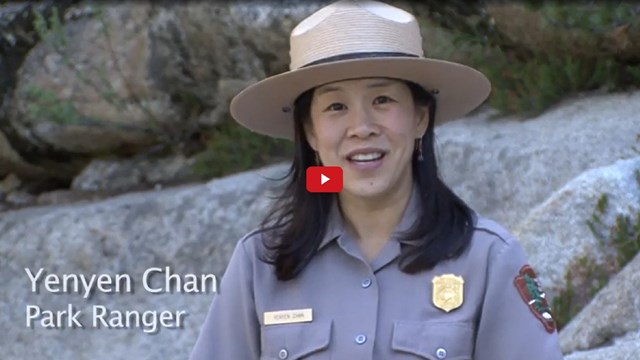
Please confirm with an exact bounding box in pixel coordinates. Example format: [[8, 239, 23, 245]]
[[345, 148, 388, 171], [348, 152, 385, 163]]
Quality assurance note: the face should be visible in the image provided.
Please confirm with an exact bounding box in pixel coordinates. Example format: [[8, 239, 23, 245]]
[[305, 78, 429, 202]]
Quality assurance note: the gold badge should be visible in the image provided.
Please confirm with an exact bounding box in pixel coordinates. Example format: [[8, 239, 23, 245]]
[[432, 274, 464, 312]]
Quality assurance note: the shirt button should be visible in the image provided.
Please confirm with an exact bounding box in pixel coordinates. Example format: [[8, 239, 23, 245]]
[[361, 278, 372, 288], [278, 348, 288, 359], [355, 334, 367, 344], [436, 347, 447, 359]]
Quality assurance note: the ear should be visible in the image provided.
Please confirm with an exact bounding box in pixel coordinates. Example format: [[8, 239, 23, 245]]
[[415, 104, 430, 138]]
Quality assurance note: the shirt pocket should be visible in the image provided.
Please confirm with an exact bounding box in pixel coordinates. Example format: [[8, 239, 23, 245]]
[[391, 321, 474, 360], [260, 320, 332, 360]]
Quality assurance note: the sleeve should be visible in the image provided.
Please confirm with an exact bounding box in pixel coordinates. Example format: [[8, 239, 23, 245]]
[[473, 238, 565, 360], [189, 238, 260, 360]]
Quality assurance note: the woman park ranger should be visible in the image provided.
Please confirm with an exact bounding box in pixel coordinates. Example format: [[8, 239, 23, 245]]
[[190, 1, 565, 359]]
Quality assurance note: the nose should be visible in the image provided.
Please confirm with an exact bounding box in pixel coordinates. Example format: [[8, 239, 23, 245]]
[[346, 105, 379, 138]]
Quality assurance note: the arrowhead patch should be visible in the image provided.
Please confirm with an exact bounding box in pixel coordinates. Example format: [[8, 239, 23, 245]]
[[514, 265, 556, 333]]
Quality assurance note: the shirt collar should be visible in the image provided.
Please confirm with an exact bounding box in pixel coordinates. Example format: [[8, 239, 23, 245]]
[[318, 183, 421, 250], [318, 195, 346, 250], [391, 183, 421, 242]]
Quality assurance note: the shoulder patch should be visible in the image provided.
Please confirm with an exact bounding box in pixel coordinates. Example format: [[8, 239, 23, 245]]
[[513, 265, 556, 333]]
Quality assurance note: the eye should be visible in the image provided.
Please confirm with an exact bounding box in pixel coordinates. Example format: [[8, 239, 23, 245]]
[[324, 103, 346, 112], [373, 96, 394, 105]]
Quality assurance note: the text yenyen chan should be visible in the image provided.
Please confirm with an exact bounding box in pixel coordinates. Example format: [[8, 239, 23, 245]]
[[25, 267, 218, 297]]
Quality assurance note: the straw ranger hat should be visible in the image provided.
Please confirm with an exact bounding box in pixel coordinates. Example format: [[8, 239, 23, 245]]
[[230, 0, 491, 140]]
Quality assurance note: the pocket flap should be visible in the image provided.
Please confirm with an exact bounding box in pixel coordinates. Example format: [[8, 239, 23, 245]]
[[392, 321, 474, 360], [261, 320, 332, 359]]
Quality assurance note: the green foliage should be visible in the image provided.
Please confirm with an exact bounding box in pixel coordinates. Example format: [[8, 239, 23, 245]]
[[191, 120, 293, 178], [609, 209, 640, 266], [23, 3, 640, 179], [552, 172, 640, 330], [30, 5, 178, 145], [33, 4, 121, 101], [428, 2, 640, 116], [551, 253, 612, 330], [537, 3, 638, 34], [464, 47, 640, 116], [33, 7, 66, 49], [23, 84, 81, 125], [586, 194, 609, 236], [587, 179, 640, 271]]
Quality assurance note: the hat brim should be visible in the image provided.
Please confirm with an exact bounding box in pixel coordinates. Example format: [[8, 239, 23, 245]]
[[230, 57, 491, 140]]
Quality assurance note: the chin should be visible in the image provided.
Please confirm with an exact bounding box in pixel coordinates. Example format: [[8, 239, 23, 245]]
[[342, 179, 391, 199]]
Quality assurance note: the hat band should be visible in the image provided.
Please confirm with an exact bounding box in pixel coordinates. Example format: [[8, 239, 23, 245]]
[[300, 51, 420, 68]]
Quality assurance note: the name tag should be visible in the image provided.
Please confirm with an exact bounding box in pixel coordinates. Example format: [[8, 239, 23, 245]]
[[263, 308, 313, 325]]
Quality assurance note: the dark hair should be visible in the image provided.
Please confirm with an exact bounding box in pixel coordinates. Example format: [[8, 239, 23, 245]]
[[257, 79, 476, 280]]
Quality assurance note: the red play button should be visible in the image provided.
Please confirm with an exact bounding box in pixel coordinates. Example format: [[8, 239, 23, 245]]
[[306, 166, 343, 193]]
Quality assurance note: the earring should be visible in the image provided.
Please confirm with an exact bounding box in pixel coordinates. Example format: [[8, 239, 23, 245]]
[[416, 138, 424, 162], [315, 152, 321, 166]]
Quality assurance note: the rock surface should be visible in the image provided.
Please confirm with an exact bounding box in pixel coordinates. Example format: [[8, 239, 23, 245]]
[[560, 252, 640, 353], [436, 91, 640, 230], [1, 155, 639, 358], [0, 162, 288, 360], [0, 1, 78, 99], [0, 129, 50, 179], [512, 157, 640, 302], [71, 154, 197, 192], [4, 1, 326, 179], [9, 2, 173, 156], [564, 333, 640, 360]]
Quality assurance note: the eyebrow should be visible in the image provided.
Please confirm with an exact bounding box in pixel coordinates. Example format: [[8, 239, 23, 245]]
[[315, 80, 394, 96]]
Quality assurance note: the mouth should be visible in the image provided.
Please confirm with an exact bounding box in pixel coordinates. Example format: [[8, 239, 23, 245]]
[[345, 148, 387, 170], [347, 151, 386, 163]]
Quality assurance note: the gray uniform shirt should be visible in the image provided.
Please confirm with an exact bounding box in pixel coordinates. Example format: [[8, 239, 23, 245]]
[[190, 188, 565, 359]]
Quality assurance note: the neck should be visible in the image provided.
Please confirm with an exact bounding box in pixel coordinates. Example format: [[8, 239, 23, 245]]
[[338, 175, 414, 243]]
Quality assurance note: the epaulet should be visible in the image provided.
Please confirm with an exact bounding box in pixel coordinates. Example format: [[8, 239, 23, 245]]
[[473, 216, 515, 246]]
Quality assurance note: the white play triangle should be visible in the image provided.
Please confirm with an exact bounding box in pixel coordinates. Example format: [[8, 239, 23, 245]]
[[321, 174, 330, 185]]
